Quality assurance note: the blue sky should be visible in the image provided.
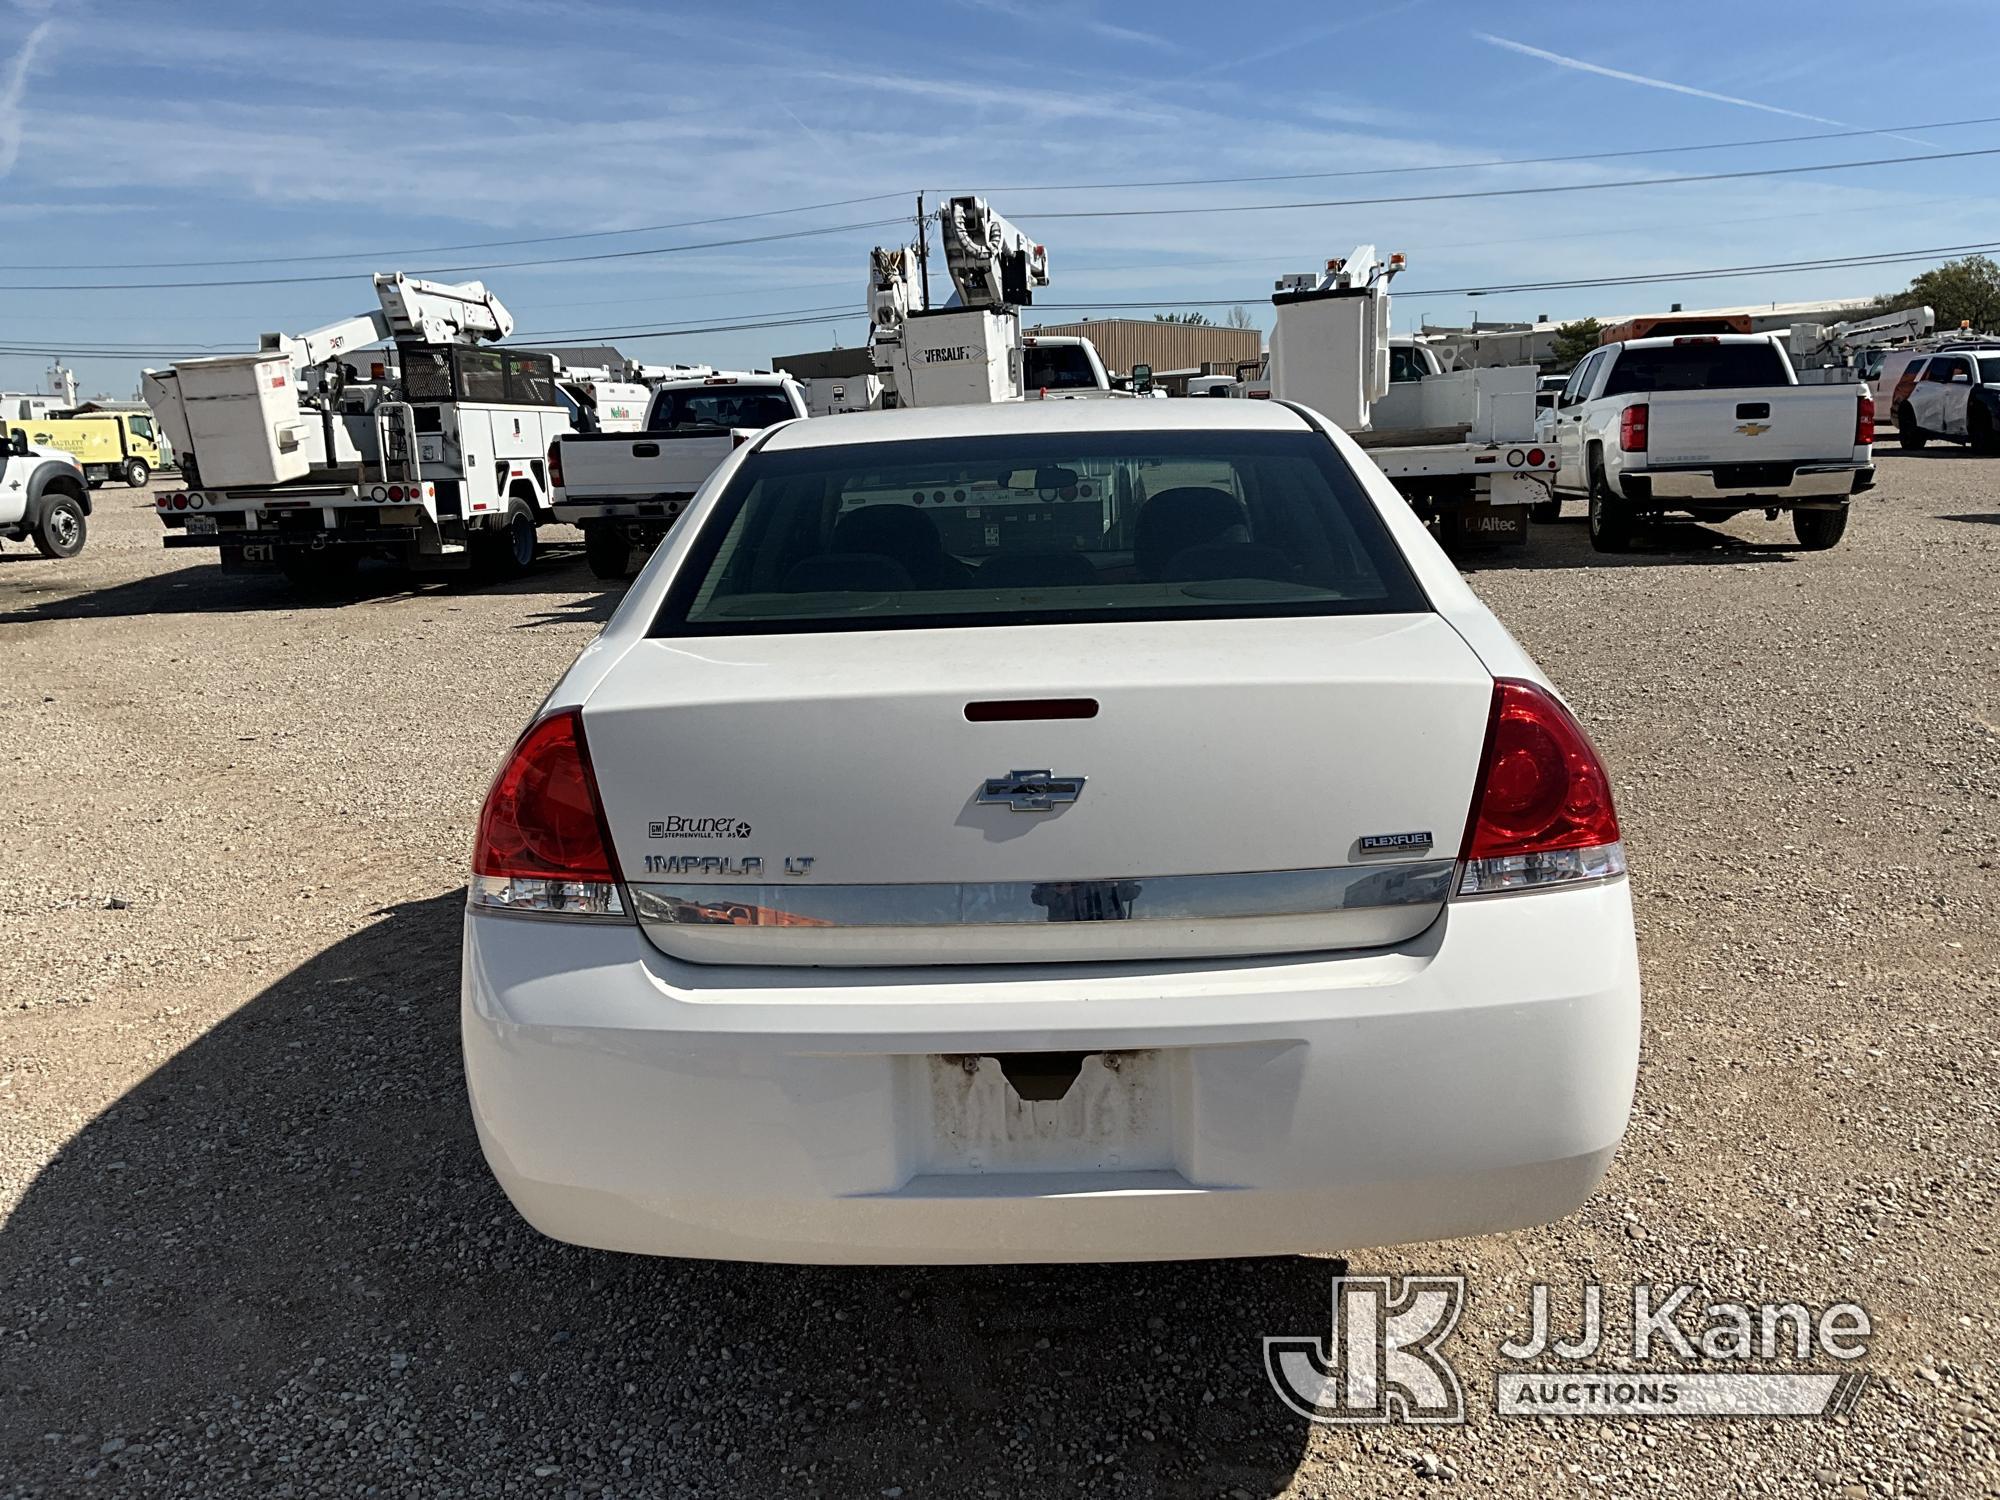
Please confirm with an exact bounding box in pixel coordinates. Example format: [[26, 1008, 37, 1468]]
[[2, 0, 1997, 397]]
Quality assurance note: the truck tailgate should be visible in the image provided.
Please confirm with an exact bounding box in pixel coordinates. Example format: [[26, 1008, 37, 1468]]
[[1646, 388, 1860, 466], [555, 431, 736, 499]]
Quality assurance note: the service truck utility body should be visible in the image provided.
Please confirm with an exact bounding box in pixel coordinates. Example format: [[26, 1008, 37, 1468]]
[[551, 371, 808, 580], [1545, 334, 1872, 551], [1257, 249, 1557, 546]]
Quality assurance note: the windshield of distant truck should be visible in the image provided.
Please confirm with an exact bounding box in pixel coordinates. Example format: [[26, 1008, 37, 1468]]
[[1024, 343, 1100, 392], [649, 386, 797, 432]]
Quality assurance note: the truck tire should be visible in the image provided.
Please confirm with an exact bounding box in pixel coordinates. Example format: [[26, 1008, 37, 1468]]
[[1586, 459, 1633, 554], [1897, 405, 1926, 451], [123, 457, 151, 488], [475, 498, 538, 580], [31, 494, 87, 558], [584, 523, 632, 581], [1792, 507, 1849, 551], [1969, 404, 1997, 455]]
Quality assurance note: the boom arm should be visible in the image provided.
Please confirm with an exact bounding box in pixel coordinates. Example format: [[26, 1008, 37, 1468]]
[[256, 272, 516, 372], [940, 196, 1048, 310]]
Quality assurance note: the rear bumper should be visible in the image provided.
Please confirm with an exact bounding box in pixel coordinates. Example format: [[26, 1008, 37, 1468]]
[[1620, 463, 1871, 504], [462, 878, 1641, 1264], [164, 523, 428, 550], [552, 497, 693, 524]]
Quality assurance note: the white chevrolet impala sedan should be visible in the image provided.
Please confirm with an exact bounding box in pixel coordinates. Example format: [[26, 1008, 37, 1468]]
[[462, 399, 1639, 1264]]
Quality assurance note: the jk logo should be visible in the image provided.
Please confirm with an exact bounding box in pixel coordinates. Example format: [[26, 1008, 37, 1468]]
[[1264, 1275, 1467, 1425]]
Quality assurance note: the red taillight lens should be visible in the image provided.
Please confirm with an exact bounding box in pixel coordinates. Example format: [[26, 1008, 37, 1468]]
[[386, 484, 404, 501], [471, 710, 624, 916], [1856, 392, 1874, 446], [1618, 403, 1648, 453], [547, 439, 563, 488], [1459, 680, 1624, 895], [172, 493, 188, 509], [1526, 447, 1546, 467]]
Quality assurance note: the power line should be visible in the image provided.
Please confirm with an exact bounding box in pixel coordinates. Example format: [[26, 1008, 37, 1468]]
[[1031, 239, 2000, 311], [0, 217, 910, 293], [10, 238, 1992, 360], [980, 113, 2000, 193], [5, 118, 1995, 289], [0, 193, 914, 273], [1015, 146, 2000, 220], [506, 303, 858, 343]]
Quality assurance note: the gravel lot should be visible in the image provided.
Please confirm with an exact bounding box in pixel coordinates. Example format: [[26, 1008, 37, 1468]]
[[2, 464, 1996, 1498]]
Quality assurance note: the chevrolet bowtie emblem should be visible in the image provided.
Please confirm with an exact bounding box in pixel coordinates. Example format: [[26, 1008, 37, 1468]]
[[1736, 421, 1771, 436], [978, 770, 1086, 812]]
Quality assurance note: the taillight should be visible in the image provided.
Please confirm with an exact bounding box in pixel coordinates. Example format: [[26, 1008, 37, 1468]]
[[470, 709, 626, 918], [172, 493, 188, 510], [386, 484, 404, 501], [1526, 447, 1546, 467], [1458, 679, 1625, 897], [547, 439, 563, 488], [1618, 403, 1648, 453], [1856, 392, 1874, 447]]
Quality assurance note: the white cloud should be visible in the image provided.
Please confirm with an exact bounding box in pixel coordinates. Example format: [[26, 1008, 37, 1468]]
[[0, 16, 52, 178]]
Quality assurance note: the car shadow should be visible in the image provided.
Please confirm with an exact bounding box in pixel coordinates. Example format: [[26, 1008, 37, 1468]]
[[0, 546, 608, 625], [1459, 515, 1798, 572], [0, 892, 1332, 1496], [1937, 512, 2000, 526]]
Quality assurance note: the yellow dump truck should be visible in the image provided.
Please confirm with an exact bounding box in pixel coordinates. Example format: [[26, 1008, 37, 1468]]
[[2, 411, 161, 487]]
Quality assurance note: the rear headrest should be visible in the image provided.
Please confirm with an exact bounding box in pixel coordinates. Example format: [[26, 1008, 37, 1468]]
[[832, 505, 947, 563], [1134, 487, 1249, 580]]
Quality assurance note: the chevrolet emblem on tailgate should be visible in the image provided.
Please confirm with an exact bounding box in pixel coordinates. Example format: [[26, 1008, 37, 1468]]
[[1736, 421, 1771, 437], [978, 770, 1086, 812]]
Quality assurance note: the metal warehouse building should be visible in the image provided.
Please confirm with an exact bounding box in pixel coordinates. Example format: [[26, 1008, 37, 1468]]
[[1023, 318, 1261, 378]]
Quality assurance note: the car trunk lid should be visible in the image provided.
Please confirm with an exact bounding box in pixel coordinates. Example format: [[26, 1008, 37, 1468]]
[[582, 614, 1493, 965]]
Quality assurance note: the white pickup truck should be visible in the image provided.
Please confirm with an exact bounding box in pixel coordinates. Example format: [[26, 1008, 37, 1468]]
[[0, 430, 90, 558], [552, 371, 808, 579], [1543, 334, 1874, 553]]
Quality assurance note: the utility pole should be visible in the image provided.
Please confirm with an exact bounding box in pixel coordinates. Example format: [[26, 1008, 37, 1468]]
[[915, 192, 932, 312]]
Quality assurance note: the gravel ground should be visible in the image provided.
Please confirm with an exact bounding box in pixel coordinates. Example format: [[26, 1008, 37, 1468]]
[[1, 467, 1995, 1498]]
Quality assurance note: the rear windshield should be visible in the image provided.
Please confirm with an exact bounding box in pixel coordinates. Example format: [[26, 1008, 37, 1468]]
[[1602, 342, 1792, 395], [1024, 343, 1100, 392], [650, 428, 1428, 637], [650, 386, 796, 432]]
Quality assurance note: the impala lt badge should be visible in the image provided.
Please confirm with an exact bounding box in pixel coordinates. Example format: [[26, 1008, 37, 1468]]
[[978, 769, 1086, 812]]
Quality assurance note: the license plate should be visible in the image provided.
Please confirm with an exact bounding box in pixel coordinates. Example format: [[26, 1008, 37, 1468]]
[[185, 514, 218, 534], [923, 1051, 1170, 1173]]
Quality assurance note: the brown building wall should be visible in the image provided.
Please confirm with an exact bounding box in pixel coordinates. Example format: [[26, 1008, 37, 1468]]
[[1025, 319, 1261, 376]]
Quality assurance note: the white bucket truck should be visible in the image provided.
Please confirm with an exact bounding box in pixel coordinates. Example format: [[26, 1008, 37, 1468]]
[[147, 273, 570, 588]]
